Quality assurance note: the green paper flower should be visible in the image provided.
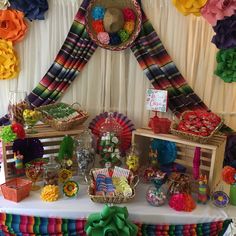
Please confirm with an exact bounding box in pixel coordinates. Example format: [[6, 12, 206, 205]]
[[0, 125, 17, 143], [118, 29, 130, 43], [85, 205, 138, 236], [214, 48, 236, 83]]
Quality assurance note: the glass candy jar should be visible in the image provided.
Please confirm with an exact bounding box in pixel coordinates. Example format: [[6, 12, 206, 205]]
[[99, 112, 122, 168], [126, 144, 140, 173], [43, 156, 60, 186], [75, 129, 94, 184]]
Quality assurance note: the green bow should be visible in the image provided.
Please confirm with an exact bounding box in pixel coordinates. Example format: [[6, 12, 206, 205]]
[[85, 205, 138, 236]]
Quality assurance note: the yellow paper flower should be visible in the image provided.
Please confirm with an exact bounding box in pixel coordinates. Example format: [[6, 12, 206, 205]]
[[0, 39, 19, 80], [58, 169, 72, 183], [0, 9, 27, 43], [63, 180, 79, 197], [172, 0, 208, 16], [40, 185, 60, 202]]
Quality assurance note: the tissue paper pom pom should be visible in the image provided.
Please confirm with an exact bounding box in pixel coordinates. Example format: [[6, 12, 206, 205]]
[[222, 166, 236, 184], [169, 193, 196, 212], [11, 122, 25, 139], [123, 8, 136, 21], [201, 0, 236, 26], [92, 20, 104, 33], [97, 32, 110, 45], [41, 185, 60, 202], [92, 6, 105, 20], [118, 29, 129, 42], [124, 21, 135, 34], [109, 33, 121, 45]]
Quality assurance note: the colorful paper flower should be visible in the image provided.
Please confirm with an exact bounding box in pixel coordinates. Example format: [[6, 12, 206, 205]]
[[0, 125, 17, 142], [212, 14, 236, 49], [40, 185, 59, 202], [201, 0, 236, 26], [169, 193, 196, 212], [92, 20, 104, 33], [214, 48, 236, 83], [212, 191, 229, 207], [222, 166, 236, 184], [0, 9, 27, 43], [58, 169, 72, 183], [11, 122, 25, 139], [124, 21, 135, 34], [92, 6, 105, 20], [97, 32, 109, 45], [172, 0, 208, 16], [0, 39, 19, 80], [123, 8, 136, 21], [9, 0, 49, 21], [0, 0, 10, 10], [118, 29, 130, 42], [63, 180, 79, 197]]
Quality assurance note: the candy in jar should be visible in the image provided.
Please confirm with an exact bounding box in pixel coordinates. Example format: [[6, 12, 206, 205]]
[[43, 156, 60, 186], [146, 186, 166, 206]]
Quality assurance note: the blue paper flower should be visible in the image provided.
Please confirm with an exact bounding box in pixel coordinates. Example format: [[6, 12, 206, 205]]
[[9, 0, 49, 21], [109, 33, 121, 45], [92, 6, 105, 20]]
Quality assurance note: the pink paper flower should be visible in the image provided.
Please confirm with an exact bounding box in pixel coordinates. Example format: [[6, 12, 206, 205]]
[[201, 0, 236, 26], [97, 32, 110, 45]]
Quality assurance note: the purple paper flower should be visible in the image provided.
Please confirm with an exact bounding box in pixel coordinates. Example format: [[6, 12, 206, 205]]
[[9, 0, 48, 21], [212, 14, 236, 49]]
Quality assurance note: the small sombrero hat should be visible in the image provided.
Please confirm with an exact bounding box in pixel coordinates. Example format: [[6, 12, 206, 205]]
[[86, 0, 142, 51]]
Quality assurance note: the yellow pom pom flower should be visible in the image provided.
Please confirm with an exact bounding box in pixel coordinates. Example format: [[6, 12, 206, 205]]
[[0, 39, 19, 80], [40, 185, 60, 202], [172, 0, 208, 16]]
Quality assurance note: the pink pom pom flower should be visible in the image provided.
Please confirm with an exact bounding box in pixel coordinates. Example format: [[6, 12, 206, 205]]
[[97, 32, 110, 45]]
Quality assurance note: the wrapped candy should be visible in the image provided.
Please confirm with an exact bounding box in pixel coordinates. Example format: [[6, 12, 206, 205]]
[[146, 186, 166, 207]]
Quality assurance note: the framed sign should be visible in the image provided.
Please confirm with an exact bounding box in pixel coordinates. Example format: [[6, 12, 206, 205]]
[[146, 89, 168, 112]]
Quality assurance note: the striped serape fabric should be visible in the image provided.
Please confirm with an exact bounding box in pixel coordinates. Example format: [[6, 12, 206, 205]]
[[130, 10, 208, 117], [0, 0, 211, 125], [0, 213, 230, 236]]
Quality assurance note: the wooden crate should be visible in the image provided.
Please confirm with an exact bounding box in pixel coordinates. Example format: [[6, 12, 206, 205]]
[[0, 124, 85, 184], [132, 128, 227, 193]]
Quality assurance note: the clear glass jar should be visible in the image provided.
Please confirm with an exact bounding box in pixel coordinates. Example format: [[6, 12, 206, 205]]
[[8, 90, 29, 124], [99, 112, 122, 168], [43, 156, 60, 186], [75, 129, 94, 183]]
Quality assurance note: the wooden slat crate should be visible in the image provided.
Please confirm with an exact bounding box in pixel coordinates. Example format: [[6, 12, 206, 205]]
[[132, 128, 227, 193], [0, 124, 85, 184]]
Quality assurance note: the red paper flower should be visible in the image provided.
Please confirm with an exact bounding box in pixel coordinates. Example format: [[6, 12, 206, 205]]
[[123, 8, 136, 21], [92, 20, 104, 33], [11, 122, 25, 139]]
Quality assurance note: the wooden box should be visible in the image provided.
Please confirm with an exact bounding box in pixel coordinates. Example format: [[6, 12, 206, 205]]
[[132, 128, 227, 193], [0, 124, 85, 184]]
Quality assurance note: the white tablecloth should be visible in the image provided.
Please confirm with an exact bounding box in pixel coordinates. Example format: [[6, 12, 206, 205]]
[[0, 183, 231, 225]]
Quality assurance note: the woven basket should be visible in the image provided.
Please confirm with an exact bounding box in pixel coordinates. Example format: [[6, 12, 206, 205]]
[[1, 178, 32, 202], [88, 168, 139, 204], [36, 103, 88, 131], [85, 0, 142, 51], [170, 114, 223, 144]]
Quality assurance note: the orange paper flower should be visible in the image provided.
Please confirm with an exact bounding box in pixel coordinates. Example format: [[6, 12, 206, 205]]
[[0, 9, 27, 43], [0, 39, 19, 80]]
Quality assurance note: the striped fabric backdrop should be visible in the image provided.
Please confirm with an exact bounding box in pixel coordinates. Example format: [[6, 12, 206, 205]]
[[0, 213, 230, 236], [0, 0, 209, 125]]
